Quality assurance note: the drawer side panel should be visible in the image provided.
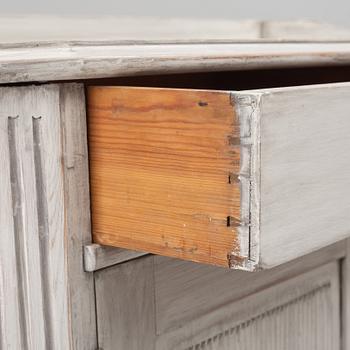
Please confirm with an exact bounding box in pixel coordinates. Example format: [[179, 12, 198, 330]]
[[88, 86, 246, 267]]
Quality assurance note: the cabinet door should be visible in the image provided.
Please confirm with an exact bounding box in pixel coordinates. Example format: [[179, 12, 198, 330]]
[[88, 82, 350, 270], [95, 255, 341, 350]]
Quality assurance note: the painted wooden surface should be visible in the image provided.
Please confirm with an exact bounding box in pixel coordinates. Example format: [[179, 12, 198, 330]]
[[95, 255, 156, 350], [84, 243, 147, 272], [0, 84, 96, 350], [158, 262, 340, 350], [255, 83, 350, 268], [2, 42, 350, 84], [342, 238, 350, 350], [154, 241, 344, 334], [1, 17, 350, 84], [88, 87, 245, 267], [95, 253, 341, 350], [0, 86, 67, 350], [59, 84, 97, 349]]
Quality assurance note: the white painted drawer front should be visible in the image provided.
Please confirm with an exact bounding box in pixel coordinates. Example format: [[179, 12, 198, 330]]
[[250, 83, 350, 268]]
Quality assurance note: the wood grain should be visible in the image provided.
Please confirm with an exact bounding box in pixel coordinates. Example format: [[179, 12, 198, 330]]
[[154, 241, 344, 334], [0, 86, 66, 349], [94, 249, 342, 349], [84, 244, 147, 272], [88, 86, 242, 267], [156, 261, 340, 350], [95, 255, 156, 350], [342, 238, 350, 350], [0, 84, 97, 350], [257, 83, 350, 267], [59, 84, 97, 349], [3, 42, 350, 85]]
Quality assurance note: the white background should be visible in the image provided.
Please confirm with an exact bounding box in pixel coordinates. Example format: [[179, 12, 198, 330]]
[[2, 0, 350, 27]]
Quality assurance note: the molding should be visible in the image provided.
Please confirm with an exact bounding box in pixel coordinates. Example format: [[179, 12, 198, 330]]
[[0, 84, 97, 349], [2, 42, 350, 84]]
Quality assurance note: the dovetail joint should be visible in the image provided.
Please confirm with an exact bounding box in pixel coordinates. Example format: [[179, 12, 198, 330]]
[[228, 93, 261, 269]]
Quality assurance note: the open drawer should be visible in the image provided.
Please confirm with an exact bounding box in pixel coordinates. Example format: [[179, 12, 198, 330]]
[[87, 83, 350, 271]]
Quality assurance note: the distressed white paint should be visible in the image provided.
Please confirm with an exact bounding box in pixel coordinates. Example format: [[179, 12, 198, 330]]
[[0, 85, 96, 349], [342, 238, 350, 350], [229, 83, 350, 269], [154, 241, 344, 334], [0, 17, 349, 349], [0, 87, 64, 350], [0, 94, 23, 350], [2, 42, 350, 84], [95, 253, 341, 350], [59, 84, 97, 349], [95, 256, 156, 350], [1, 18, 350, 85], [230, 93, 261, 268], [256, 83, 350, 268], [156, 262, 340, 350]]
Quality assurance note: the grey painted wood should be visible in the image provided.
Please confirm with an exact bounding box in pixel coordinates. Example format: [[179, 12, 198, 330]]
[[0, 86, 67, 350], [342, 239, 350, 350], [231, 82, 350, 269], [2, 42, 350, 84], [95, 250, 342, 349], [84, 244, 148, 272], [0, 84, 96, 349], [59, 84, 97, 349], [156, 262, 340, 350], [230, 93, 261, 268], [257, 83, 350, 268], [154, 241, 344, 334], [95, 255, 156, 350]]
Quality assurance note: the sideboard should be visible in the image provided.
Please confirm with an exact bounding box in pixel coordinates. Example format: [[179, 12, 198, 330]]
[[1, 17, 350, 350]]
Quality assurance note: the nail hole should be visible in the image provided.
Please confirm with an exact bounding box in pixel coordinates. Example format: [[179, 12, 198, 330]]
[[227, 216, 231, 227], [198, 101, 208, 107]]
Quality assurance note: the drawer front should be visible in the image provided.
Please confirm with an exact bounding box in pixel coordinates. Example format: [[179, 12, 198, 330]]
[[87, 83, 350, 270]]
